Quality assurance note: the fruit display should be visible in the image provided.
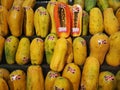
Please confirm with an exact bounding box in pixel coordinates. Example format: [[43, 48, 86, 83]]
[[0, 0, 120, 90]]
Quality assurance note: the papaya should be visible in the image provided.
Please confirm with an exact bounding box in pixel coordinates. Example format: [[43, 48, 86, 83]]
[[0, 68, 10, 81], [66, 37, 73, 63], [50, 37, 68, 72], [23, 6, 34, 36], [98, 71, 116, 90], [116, 7, 120, 25], [8, 5, 24, 37], [108, 0, 120, 12], [0, 6, 8, 36], [16, 37, 30, 65], [116, 70, 120, 90], [27, 65, 44, 90], [53, 76, 73, 90], [1, 0, 14, 10], [89, 33, 109, 65], [73, 37, 87, 66], [46, 1, 57, 34], [81, 10, 89, 36], [97, 0, 109, 11], [80, 56, 100, 90], [5, 36, 19, 64], [34, 6, 50, 38], [45, 33, 58, 64], [62, 63, 81, 90], [0, 77, 9, 90], [8, 69, 26, 90], [0, 36, 5, 62], [30, 37, 44, 65], [89, 7, 104, 35], [71, 4, 82, 37], [103, 8, 120, 35], [85, 0, 97, 12], [22, 0, 36, 8], [54, 2, 71, 38], [74, 0, 85, 9], [45, 70, 60, 90], [12, 0, 25, 6], [106, 31, 120, 66]]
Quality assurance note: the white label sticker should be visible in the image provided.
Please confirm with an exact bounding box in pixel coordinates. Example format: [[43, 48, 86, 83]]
[[58, 27, 67, 32], [72, 28, 79, 33], [11, 75, 21, 81]]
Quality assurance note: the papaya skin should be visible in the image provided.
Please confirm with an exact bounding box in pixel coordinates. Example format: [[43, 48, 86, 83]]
[[1, 0, 14, 10], [0, 77, 9, 90]]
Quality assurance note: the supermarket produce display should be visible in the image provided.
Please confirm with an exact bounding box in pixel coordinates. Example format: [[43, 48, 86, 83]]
[[0, 0, 120, 90]]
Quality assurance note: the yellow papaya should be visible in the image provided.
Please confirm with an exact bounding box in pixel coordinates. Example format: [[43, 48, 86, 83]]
[[45, 33, 58, 64], [104, 8, 120, 35], [16, 37, 30, 65], [0, 36, 5, 62], [89, 33, 109, 65], [0, 77, 9, 90], [74, 0, 85, 9], [53, 76, 73, 90], [62, 63, 81, 90], [23, 6, 34, 36], [66, 37, 73, 63], [1, 0, 14, 10], [45, 70, 60, 90], [80, 56, 100, 90], [0, 5, 8, 36], [0, 68, 10, 81], [89, 7, 104, 35], [34, 6, 50, 38], [98, 71, 116, 90], [50, 37, 68, 72], [116, 7, 120, 25], [27, 65, 44, 90], [73, 37, 87, 66], [5, 35, 19, 64], [30, 37, 44, 65], [8, 5, 24, 37], [116, 70, 120, 90], [71, 4, 82, 37], [22, 0, 36, 8], [47, 1, 57, 34], [12, 0, 25, 6], [106, 31, 120, 66], [8, 69, 26, 90]]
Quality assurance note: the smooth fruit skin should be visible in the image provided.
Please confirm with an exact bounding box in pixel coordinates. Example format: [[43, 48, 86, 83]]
[[116, 70, 120, 90], [0, 36, 5, 62], [0, 77, 9, 90], [0, 68, 10, 81]]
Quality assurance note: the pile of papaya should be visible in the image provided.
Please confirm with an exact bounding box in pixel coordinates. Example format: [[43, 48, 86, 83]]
[[0, 0, 120, 90]]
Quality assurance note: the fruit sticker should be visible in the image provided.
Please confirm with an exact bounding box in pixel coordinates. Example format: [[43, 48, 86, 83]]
[[49, 72, 59, 78], [48, 35, 55, 40], [98, 39, 107, 45], [6, 38, 12, 42], [22, 56, 29, 63], [55, 86, 64, 90], [80, 39, 86, 46], [104, 75, 114, 82], [67, 66, 75, 74], [13, 6, 20, 11], [80, 84, 85, 90], [11, 74, 21, 81], [36, 38, 43, 42]]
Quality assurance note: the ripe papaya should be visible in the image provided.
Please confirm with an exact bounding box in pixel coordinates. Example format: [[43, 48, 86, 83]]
[[45, 70, 60, 90], [50, 37, 68, 72], [8, 6, 24, 37], [106, 31, 120, 66], [73, 37, 87, 66], [98, 71, 116, 90], [1, 0, 14, 10], [89, 7, 104, 35], [27, 65, 44, 90], [16, 37, 30, 65], [89, 33, 109, 65], [34, 6, 50, 38], [74, 0, 85, 9], [5, 36, 19, 64], [53, 76, 73, 90], [47, 1, 57, 34], [0, 68, 10, 81], [104, 8, 119, 35], [97, 0, 109, 11], [54, 2, 71, 38], [8, 69, 26, 90], [45, 33, 58, 64], [0, 77, 9, 90], [23, 6, 34, 36], [80, 56, 100, 90], [0, 6, 8, 36], [22, 0, 36, 8], [30, 37, 44, 65], [71, 4, 82, 37], [116, 70, 120, 90], [0, 36, 5, 63], [62, 63, 81, 90], [81, 10, 89, 36]]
